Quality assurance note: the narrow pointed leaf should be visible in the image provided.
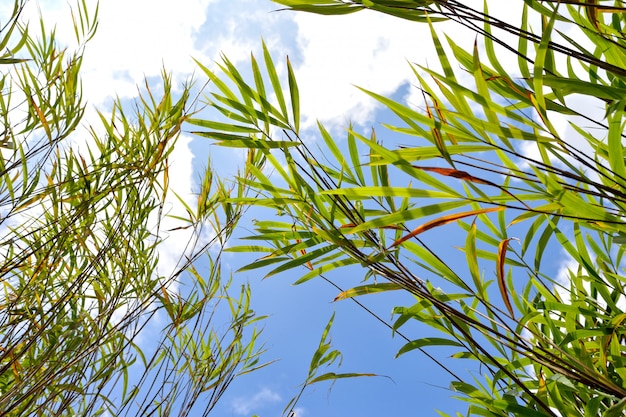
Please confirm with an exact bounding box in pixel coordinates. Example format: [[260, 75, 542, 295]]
[[390, 207, 504, 248], [497, 238, 515, 317], [286, 56, 300, 133], [333, 283, 403, 301], [397, 338, 464, 357]]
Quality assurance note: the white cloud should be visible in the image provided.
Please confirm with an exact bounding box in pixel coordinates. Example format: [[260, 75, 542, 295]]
[[554, 253, 578, 305], [292, 9, 435, 130], [196, 0, 297, 64], [291, 406, 306, 417], [12, 0, 218, 109], [231, 387, 282, 415], [72, 0, 215, 106], [286, 1, 537, 133]]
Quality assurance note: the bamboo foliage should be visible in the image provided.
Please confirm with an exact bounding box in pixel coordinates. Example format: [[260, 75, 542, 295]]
[[191, 0, 626, 415], [0, 1, 266, 416]]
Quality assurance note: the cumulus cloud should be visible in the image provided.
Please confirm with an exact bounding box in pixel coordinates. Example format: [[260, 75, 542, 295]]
[[285, 1, 536, 133], [554, 253, 579, 305], [292, 9, 434, 130], [291, 406, 306, 417], [231, 387, 282, 415], [72, 0, 215, 105], [11, 0, 213, 107]]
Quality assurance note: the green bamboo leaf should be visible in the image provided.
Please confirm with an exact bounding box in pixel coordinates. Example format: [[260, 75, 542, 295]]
[[317, 121, 352, 176], [455, 247, 526, 269], [237, 256, 292, 272], [225, 245, 278, 253], [351, 128, 463, 195], [186, 119, 260, 134], [471, 40, 498, 127], [465, 220, 484, 297], [403, 241, 468, 289], [532, 10, 559, 136], [211, 94, 291, 129], [286, 55, 300, 133], [273, 0, 364, 15], [428, 17, 454, 81], [355, 87, 432, 136], [218, 54, 256, 108], [309, 312, 336, 372], [492, 399, 554, 417], [333, 283, 403, 301], [308, 372, 377, 384], [366, 2, 444, 22], [264, 244, 338, 278], [196, 134, 300, 149], [482, 0, 508, 77], [347, 125, 366, 185], [541, 76, 626, 101], [193, 58, 239, 101], [250, 53, 267, 107], [262, 39, 288, 120], [604, 393, 626, 417], [397, 338, 463, 357], [344, 200, 468, 234], [0, 57, 28, 64], [457, 220, 501, 247], [210, 102, 253, 124], [294, 257, 360, 285], [389, 143, 493, 160], [607, 107, 626, 184], [321, 186, 456, 200]]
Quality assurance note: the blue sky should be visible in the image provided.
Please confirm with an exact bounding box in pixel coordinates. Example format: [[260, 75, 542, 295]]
[[7, 0, 600, 415]]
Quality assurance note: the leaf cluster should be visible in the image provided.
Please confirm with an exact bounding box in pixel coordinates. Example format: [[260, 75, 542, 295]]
[[191, 0, 626, 415], [0, 2, 267, 416]]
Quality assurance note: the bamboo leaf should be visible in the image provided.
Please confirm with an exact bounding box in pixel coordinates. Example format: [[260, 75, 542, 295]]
[[347, 126, 366, 185], [541, 76, 626, 101], [390, 207, 504, 248], [397, 338, 464, 357], [321, 186, 456, 199], [607, 107, 626, 185], [496, 238, 515, 317], [273, 0, 364, 15], [466, 220, 483, 297], [262, 39, 288, 120], [308, 372, 378, 384], [603, 397, 626, 417], [345, 200, 468, 234], [333, 283, 403, 301], [294, 257, 360, 285], [286, 55, 300, 133], [186, 118, 260, 134]]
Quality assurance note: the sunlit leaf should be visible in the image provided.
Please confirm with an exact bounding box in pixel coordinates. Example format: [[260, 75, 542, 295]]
[[390, 207, 504, 248]]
